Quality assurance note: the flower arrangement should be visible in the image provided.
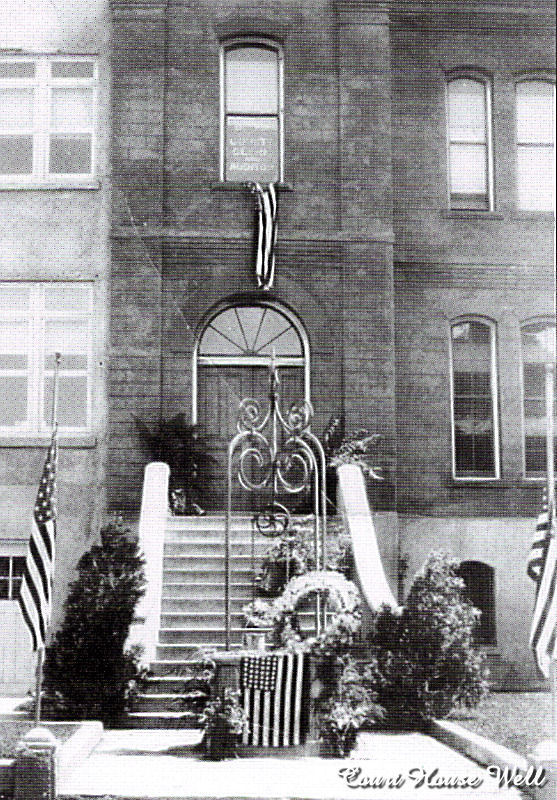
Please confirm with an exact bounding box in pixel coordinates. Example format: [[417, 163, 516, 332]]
[[200, 688, 248, 760], [319, 657, 384, 757], [270, 570, 362, 656], [255, 525, 316, 596], [241, 599, 274, 629], [325, 423, 383, 480]]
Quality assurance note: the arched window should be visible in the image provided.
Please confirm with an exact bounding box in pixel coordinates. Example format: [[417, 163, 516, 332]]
[[456, 561, 496, 646], [516, 80, 555, 211], [520, 318, 556, 478], [193, 300, 309, 427], [221, 39, 283, 183], [446, 76, 493, 210], [450, 318, 500, 478]]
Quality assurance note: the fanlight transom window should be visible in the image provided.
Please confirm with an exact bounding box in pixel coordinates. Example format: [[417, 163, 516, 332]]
[[198, 305, 304, 363]]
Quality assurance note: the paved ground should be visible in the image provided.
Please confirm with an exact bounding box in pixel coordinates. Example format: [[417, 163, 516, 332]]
[[59, 728, 527, 800]]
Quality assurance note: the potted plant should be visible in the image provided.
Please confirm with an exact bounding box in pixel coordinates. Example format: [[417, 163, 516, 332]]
[[200, 688, 248, 760], [255, 526, 315, 597], [318, 657, 384, 757], [241, 599, 273, 650], [132, 413, 215, 514]]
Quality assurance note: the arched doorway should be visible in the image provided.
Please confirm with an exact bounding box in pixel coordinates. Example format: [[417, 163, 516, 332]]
[[193, 299, 310, 509]]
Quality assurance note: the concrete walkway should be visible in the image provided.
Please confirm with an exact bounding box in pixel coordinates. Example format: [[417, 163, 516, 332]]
[[60, 729, 526, 799]]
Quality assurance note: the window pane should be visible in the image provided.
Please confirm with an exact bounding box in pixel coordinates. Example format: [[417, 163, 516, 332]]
[[0, 62, 35, 79], [44, 285, 90, 312], [517, 146, 555, 211], [51, 61, 95, 79], [0, 376, 28, 426], [0, 578, 8, 599], [225, 116, 279, 183], [522, 321, 556, 476], [0, 88, 34, 129], [12, 556, 25, 576], [452, 321, 496, 476], [0, 136, 33, 174], [0, 320, 28, 353], [517, 82, 555, 144], [0, 285, 30, 310], [226, 47, 278, 114], [448, 79, 486, 142], [49, 134, 92, 174], [0, 557, 9, 577], [449, 143, 487, 193], [50, 88, 93, 130], [44, 375, 87, 427], [45, 319, 88, 356]]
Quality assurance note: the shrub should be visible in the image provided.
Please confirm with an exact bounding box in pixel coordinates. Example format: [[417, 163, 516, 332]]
[[367, 552, 488, 727], [43, 518, 146, 722], [200, 689, 248, 760]]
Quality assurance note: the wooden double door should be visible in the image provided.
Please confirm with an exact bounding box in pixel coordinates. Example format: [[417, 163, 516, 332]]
[[197, 364, 306, 510]]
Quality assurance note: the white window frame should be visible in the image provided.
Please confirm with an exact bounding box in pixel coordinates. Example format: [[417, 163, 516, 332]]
[[0, 548, 26, 602], [515, 78, 556, 212], [449, 316, 500, 480], [0, 56, 98, 186], [445, 73, 494, 211], [520, 316, 557, 480], [219, 37, 284, 183], [0, 282, 94, 436]]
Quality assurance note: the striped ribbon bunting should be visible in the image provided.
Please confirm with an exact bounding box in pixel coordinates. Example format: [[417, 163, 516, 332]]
[[18, 426, 58, 651], [248, 182, 278, 290], [240, 652, 307, 747]]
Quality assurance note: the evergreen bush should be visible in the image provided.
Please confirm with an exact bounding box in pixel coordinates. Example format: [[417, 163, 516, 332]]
[[367, 552, 488, 727], [43, 518, 146, 722]]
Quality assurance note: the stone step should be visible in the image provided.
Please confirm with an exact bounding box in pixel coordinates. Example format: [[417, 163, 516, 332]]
[[122, 710, 202, 729], [162, 567, 254, 582], [133, 692, 210, 712], [143, 675, 208, 694], [160, 589, 255, 606], [149, 657, 221, 677], [156, 642, 242, 660], [164, 540, 271, 556], [161, 581, 254, 598], [160, 611, 316, 629], [163, 554, 257, 569]]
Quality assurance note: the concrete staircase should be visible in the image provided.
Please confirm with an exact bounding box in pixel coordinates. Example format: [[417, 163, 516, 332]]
[[127, 515, 315, 728]]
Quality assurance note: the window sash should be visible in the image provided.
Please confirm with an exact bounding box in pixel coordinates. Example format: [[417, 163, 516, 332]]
[[447, 77, 493, 210], [450, 319, 500, 479], [0, 57, 97, 182], [0, 283, 93, 434], [521, 320, 557, 477], [220, 41, 283, 183]]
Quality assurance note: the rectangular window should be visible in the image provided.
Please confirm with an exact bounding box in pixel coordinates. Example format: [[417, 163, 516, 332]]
[[0, 555, 25, 600], [221, 42, 282, 183], [0, 282, 93, 434], [0, 57, 97, 185], [516, 81, 555, 211], [447, 78, 493, 210], [521, 320, 556, 477], [451, 320, 499, 478]]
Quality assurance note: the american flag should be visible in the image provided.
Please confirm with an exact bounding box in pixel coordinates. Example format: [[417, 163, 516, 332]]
[[528, 495, 557, 677], [19, 427, 58, 651], [249, 182, 278, 290], [241, 652, 307, 747]]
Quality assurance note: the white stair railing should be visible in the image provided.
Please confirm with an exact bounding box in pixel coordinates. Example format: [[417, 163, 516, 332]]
[[128, 461, 170, 665], [337, 463, 399, 612]]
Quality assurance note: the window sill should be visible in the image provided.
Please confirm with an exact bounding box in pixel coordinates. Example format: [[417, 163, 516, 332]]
[[441, 210, 504, 220], [0, 435, 97, 448], [451, 476, 503, 485], [0, 180, 101, 191], [211, 181, 294, 192]]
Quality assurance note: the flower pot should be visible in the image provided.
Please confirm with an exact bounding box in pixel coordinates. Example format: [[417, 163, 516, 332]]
[[243, 630, 267, 651]]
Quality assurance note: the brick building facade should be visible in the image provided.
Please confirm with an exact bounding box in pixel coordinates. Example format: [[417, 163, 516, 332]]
[[0, 0, 554, 693]]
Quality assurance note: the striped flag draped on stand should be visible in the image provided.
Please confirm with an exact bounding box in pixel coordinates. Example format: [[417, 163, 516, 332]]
[[248, 182, 278, 290], [19, 426, 58, 651], [240, 652, 308, 747], [528, 495, 557, 677]]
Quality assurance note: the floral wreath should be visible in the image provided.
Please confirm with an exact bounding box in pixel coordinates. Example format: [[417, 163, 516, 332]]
[[270, 570, 362, 656]]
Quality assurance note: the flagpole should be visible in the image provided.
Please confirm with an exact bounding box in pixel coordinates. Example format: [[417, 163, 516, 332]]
[[34, 352, 61, 726], [545, 359, 556, 742]]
